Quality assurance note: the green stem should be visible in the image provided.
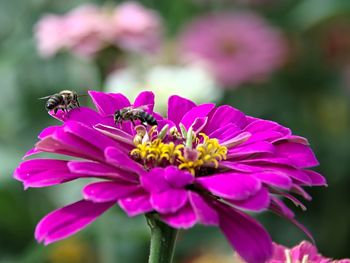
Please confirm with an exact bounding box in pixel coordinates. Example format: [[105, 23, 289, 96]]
[[146, 213, 179, 263]]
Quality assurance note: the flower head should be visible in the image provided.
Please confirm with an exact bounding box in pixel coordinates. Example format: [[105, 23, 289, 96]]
[[269, 241, 350, 263], [14, 91, 325, 263], [179, 12, 287, 87]]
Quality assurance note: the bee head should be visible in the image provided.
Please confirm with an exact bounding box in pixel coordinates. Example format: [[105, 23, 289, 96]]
[[46, 102, 55, 110]]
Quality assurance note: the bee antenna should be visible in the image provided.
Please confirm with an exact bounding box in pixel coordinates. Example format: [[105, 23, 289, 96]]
[[38, 95, 51, 100]]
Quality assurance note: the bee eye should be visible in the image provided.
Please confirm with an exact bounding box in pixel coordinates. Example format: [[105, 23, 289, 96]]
[[46, 103, 55, 110]]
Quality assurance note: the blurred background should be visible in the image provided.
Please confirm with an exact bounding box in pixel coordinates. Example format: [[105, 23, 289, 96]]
[[1, 0, 350, 262]]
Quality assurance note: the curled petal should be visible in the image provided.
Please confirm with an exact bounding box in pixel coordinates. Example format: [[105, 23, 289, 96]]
[[218, 203, 273, 263], [14, 159, 79, 188], [164, 166, 194, 188], [68, 161, 137, 182], [304, 170, 327, 186], [35, 200, 114, 245], [151, 189, 188, 213], [274, 142, 319, 168], [229, 187, 270, 212], [83, 181, 140, 202], [227, 141, 275, 158], [118, 190, 153, 216], [205, 105, 246, 133], [94, 124, 134, 147], [188, 192, 219, 225], [167, 95, 196, 125], [133, 91, 155, 112], [161, 203, 197, 229], [180, 103, 215, 130], [88, 90, 130, 116], [50, 107, 103, 126], [252, 171, 293, 190], [196, 172, 261, 200], [105, 147, 144, 174]]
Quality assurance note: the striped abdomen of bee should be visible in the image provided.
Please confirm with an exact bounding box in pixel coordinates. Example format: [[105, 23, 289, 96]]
[[137, 111, 158, 126]]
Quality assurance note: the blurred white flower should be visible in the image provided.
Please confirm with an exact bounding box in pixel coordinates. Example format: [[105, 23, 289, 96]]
[[105, 64, 222, 113]]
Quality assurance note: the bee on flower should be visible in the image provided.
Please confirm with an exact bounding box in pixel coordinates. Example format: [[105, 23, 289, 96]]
[[14, 91, 326, 263]]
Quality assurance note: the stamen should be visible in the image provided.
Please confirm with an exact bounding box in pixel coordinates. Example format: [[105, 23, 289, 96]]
[[130, 128, 227, 175]]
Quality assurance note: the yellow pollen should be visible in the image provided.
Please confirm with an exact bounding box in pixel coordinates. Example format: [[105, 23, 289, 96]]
[[130, 131, 227, 175]]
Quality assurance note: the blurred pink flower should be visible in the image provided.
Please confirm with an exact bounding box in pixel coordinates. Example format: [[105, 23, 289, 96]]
[[112, 1, 162, 53], [269, 241, 350, 263], [34, 2, 162, 58], [35, 14, 68, 57], [179, 13, 287, 87], [63, 5, 112, 57]]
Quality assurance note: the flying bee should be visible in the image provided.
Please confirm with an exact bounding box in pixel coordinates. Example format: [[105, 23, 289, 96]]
[[40, 90, 80, 114], [114, 106, 157, 127]]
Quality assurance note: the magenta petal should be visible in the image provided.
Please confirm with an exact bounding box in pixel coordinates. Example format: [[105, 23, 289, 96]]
[[39, 125, 60, 139], [205, 105, 246, 133], [270, 196, 295, 219], [118, 190, 153, 216], [218, 205, 273, 263], [244, 119, 291, 137], [252, 171, 293, 190], [94, 124, 134, 149], [191, 117, 208, 133], [208, 123, 241, 141], [141, 168, 170, 192], [275, 142, 319, 168], [23, 147, 41, 158], [188, 192, 218, 225], [133, 91, 155, 112], [304, 170, 327, 186], [35, 200, 114, 245], [47, 127, 104, 161], [68, 161, 137, 182], [230, 187, 270, 212], [88, 90, 130, 116], [180, 103, 215, 129], [161, 203, 197, 229], [228, 141, 275, 158], [50, 107, 103, 126], [151, 189, 188, 213], [196, 172, 261, 200], [83, 181, 139, 202], [105, 147, 143, 174], [164, 166, 194, 188], [14, 159, 78, 188], [167, 95, 196, 125], [64, 121, 121, 151]]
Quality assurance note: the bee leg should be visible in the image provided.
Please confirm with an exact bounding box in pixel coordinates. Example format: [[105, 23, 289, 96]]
[[131, 120, 136, 126], [54, 108, 58, 114]]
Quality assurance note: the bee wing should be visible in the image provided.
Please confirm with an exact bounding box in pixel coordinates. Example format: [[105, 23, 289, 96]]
[[38, 95, 52, 100], [135, 104, 152, 111]]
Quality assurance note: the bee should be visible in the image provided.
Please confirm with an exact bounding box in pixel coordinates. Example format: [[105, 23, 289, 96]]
[[40, 90, 80, 114], [114, 106, 157, 127]]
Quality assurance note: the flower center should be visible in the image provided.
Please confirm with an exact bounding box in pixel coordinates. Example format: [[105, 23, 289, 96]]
[[130, 126, 227, 176]]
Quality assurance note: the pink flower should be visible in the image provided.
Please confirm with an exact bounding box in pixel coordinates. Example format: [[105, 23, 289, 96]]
[[179, 12, 287, 87], [34, 14, 68, 57], [14, 91, 325, 263], [34, 2, 162, 57], [62, 4, 112, 57], [112, 1, 162, 53], [269, 241, 350, 263]]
